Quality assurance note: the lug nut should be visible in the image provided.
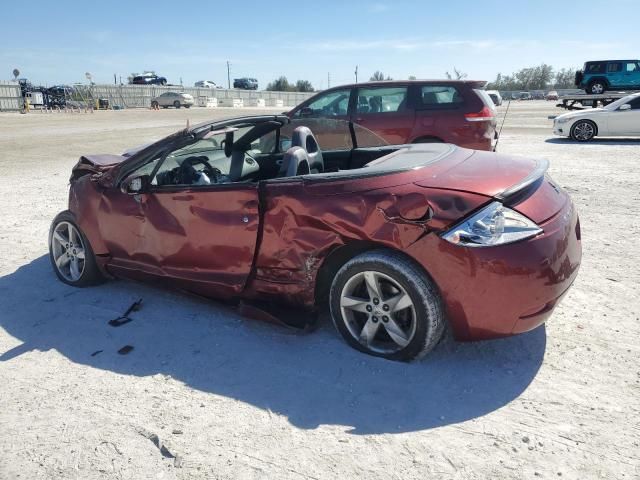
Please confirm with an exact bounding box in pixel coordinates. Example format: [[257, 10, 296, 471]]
[[372, 316, 378, 323], [373, 298, 380, 305], [366, 305, 373, 312], [383, 304, 390, 311], [382, 316, 389, 323]]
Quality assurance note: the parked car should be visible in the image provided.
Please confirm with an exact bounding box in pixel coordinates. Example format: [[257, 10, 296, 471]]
[[532, 92, 545, 100], [546, 90, 559, 101], [287, 80, 498, 151], [195, 80, 222, 89], [233, 78, 258, 90], [519, 92, 532, 100], [575, 60, 640, 94], [48, 115, 581, 361], [486, 89, 503, 106], [511, 93, 521, 100], [553, 92, 640, 141], [151, 92, 194, 109], [131, 74, 168, 86]]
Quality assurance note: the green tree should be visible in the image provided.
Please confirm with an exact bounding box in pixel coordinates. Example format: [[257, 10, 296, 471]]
[[295, 80, 314, 92], [445, 68, 467, 80], [408, 75, 417, 80], [487, 64, 560, 91], [370, 71, 392, 81], [266, 76, 291, 91], [554, 68, 577, 88]]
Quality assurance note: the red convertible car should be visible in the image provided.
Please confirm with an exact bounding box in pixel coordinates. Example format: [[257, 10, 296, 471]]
[[49, 115, 581, 361]]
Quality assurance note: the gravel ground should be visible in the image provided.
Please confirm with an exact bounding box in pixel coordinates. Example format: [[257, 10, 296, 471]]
[[0, 102, 638, 479]]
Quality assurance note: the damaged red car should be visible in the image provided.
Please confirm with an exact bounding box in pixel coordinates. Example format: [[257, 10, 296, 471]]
[[49, 115, 581, 361]]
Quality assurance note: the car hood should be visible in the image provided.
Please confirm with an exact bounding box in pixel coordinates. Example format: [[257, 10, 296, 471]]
[[556, 108, 604, 121], [71, 154, 127, 177]]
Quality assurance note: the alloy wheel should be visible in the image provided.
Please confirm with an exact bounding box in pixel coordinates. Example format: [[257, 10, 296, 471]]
[[573, 122, 595, 141], [51, 221, 86, 282], [339, 270, 417, 354], [591, 83, 604, 94]]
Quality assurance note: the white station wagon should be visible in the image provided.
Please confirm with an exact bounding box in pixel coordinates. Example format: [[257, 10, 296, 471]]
[[553, 92, 640, 141]]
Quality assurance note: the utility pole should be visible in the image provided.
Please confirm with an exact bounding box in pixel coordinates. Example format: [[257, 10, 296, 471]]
[[113, 73, 117, 85], [327, 72, 330, 88], [227, 61, 231, 89], [355, 65, 358, 84]]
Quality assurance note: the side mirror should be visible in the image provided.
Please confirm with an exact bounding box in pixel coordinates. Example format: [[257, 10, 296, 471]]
[[619, 103, 631, 111], [300, 107, 313, 117], [121, 174, 150, 194]]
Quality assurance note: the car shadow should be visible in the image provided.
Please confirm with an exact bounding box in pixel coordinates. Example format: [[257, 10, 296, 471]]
[[545, 137, 640, 146], [0, 256, 546, 434]]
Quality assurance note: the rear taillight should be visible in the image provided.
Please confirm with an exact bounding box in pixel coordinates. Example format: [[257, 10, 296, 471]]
[[465, 106, 495, 122]]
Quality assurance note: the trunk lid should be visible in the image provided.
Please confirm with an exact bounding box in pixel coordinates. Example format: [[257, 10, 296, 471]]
[[413, 148, 567, 223]]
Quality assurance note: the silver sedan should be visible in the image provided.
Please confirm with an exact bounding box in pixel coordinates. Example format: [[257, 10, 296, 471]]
[[151, 92, 194, 109]]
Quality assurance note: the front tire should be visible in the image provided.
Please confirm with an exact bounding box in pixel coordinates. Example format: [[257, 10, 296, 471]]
[[49, 211, 104, 287], [329, 250, 445, 362], [174, 100, 181, 109], [570, 120, 597, 141]]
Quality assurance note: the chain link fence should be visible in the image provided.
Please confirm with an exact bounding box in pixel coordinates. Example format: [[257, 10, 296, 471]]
[[0, 82, 315, 112]]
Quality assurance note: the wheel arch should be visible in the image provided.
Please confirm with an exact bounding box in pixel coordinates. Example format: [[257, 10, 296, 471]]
[[571, 118, 599, 137], [314, 241, 440, 307], [588, 76, 610, 87]]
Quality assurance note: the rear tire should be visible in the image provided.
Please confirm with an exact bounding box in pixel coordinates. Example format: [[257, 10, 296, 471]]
[[587, 80, 606, 95], [329, 250, 445, 362], [151, 101, 159, 109], [570, 120, 597, 141], [49, 211, 105, 287], [174, 100, 181, 109]]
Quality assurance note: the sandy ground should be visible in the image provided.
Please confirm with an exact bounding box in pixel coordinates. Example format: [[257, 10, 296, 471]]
[[0, 102, 638, 479]]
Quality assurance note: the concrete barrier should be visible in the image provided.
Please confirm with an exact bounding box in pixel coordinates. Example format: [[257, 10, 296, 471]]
[[245, 98, 266, 107], [218, 98, 244, 108], [198, 97, 218, 108], [266, 98, 284, 108]]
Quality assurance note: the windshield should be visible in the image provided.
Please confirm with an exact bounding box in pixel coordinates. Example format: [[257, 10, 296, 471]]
[[604, 94, 639, 111]]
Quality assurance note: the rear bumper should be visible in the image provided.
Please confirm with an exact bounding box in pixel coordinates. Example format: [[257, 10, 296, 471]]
[[408, 198, 582, 340]]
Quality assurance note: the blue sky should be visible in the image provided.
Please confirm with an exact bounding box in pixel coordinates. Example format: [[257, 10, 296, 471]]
[[1, 0, 637, 89]]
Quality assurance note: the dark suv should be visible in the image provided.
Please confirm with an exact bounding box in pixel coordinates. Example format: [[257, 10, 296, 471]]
[[575, 60, 640, 94], [287, 80, 498, 151], [233, 78, 258, 90], [131, 74, 168, 86]]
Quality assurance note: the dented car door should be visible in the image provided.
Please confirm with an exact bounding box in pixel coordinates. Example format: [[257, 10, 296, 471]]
[[104, 183, 260, 298]]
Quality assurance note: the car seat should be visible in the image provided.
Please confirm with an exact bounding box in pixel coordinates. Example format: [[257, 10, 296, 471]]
[[279, 147, 310, 177]]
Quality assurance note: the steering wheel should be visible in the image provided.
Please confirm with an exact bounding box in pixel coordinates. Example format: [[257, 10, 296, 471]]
[[178, 156, 221, 184]]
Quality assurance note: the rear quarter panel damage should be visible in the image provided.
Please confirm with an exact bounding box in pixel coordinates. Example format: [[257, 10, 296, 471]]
[[244, 177, 488, 308]]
